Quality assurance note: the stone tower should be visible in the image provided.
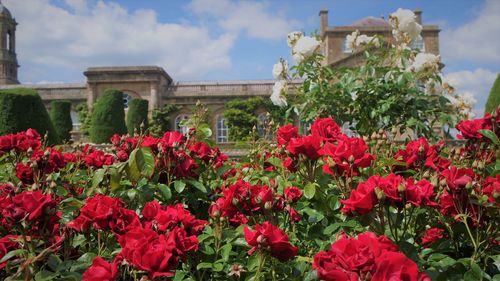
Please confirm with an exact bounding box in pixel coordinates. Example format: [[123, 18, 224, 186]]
[[0, 1, 19, 84]]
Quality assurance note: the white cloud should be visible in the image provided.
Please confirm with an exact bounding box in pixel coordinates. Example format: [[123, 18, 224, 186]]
[[4, 0, 236, 81], [444, 68, 498, 116], [441, 0, 500, 64], [186, 0, 300, 40]]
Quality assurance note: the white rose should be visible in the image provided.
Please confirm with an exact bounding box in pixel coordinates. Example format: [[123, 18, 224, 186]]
[[390, 8, 422, 42], [272, 59, 288, 80], [409, 52, 440, 72], [292, 36, 321, 63], [270, 80, 288, 107], [346, 30, 377, 51], [356, 34, 373, 46], [287, 31, 303, 48], [346, 30, 359, 51], [424, 80, 443, 95]]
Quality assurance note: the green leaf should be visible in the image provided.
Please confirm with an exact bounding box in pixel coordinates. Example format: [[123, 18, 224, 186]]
[[0, 248, 27, 263], [304, 183, 316, 199], [186, 179, 207, 193], [197, 262, 213, 270], [174, 181, 186, 193], [157, 183, 172, 200], [212, 263, 224, 272], [464, 262, 483, 281], [126, 147, 155, 182], [89, 168, 106, 194], [478, 129, 500, 145], [109, 166, 122, 191], [220, 243, 232, 261]]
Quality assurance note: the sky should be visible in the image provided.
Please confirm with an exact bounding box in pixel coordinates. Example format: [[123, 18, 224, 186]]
[[3, 0, 500, 116]]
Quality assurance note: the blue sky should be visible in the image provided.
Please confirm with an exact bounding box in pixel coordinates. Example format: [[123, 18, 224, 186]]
[[3, 0, 500, 115]]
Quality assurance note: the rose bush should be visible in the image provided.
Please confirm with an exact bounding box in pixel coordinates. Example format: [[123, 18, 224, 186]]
[[0, 7, 499, 281]]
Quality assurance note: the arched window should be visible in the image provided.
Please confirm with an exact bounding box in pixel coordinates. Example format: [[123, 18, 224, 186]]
[[70, 110, 81, 131], [342, 38, 353, 53], [216, 115, 229, 143], [175, 114, 190, 135], [6, 31, 11, 52], [257, 113, 269, 139], [123, 93, 133, 109]]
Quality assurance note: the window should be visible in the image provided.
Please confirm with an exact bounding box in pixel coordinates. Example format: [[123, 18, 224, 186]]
[[216, 115, 229, 143], [342, 38, 353, 53], [300, 120, 312, 134], [410, 38, 425, 51], [175, 114, 190, 135], [6, 31, 11, 52], [70, 110, 81, 131], [257, 113, 269, 139]]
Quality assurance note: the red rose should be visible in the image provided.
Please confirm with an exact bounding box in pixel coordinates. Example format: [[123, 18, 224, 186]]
[[109, 207, 142, 236], [456, 113, 493, 140], [440, 166, 475, 192], [15, 162, 34, 184], [69, 195, 123, 231], [372, 252, 430, 281], [283, 157, 297, 172], [321, 136, 375, 177], [286, 206, 302, 222], [276, 124, 299, 146], [311, 117, 343, 141], [341, 178, 377, 215], [0, 134, 15, 152], [10, 191, 56, 222], [142, 202, 207, 236], [82, 257, 118, 281], [420, 228, 446, 247], [405, 178, 437, 208], [284, 186, 303, 202], [481, 176, 500, 205], [286, 135, 322, 160], [161, 131, 185, 149], [244, 221, 298, 262], [0, 236, 18, 270]]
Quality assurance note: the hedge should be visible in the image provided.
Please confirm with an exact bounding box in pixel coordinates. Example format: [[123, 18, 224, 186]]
[[485, 74, 500, 114], [49, 100, 73, 142], [0, 88, 59, 144], [89, 89, 127, 143], [126, 99, 149, 135]]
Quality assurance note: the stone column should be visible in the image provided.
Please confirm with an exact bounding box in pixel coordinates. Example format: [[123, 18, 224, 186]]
[[87, 83, 97, 109], [149, 81, 159, 112]]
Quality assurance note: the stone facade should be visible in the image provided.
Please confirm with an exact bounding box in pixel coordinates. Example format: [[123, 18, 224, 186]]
[[319, 9, 440, 67], [0, 4, 440, 146]]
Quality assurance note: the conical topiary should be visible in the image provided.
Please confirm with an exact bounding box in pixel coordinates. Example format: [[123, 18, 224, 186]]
[[126, 99, 149, 135], [0, 88, 60, 144], [89, 89, 127, 143], [49, 100, 73, 142]]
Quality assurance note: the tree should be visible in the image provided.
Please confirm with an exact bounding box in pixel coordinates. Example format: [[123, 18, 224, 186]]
[[126, 99, 149, 135], [485, 74, 500, 114], [49, 100, 73, 142], [0, 88, 59, 144], [89, 89, 127, 143]]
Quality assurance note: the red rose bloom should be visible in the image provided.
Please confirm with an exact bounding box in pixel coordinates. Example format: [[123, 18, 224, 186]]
[[161, 131, 185, 149], [321, 135, 375, 177], [286, 135, 322, 160], [68, 195, 124, 232], [405, 178, 437, 208], [276, 124, 299, 146], [372, 252, 430, 281], [244, 221, 298, 262], [311, 117, 343, 141], [141, 202, 207, 236], [0, 236, 18, 270], [284, 186, 303, 202], [440, 166, 475, 192], [15, 162, 34, 184], [456, 113, 493, 140], [8, 191, 56, 222], [82, 257, 118, 281], [481, 176, 500, 205], [420, 228, 446, 247], [341, 177, 378, 215]]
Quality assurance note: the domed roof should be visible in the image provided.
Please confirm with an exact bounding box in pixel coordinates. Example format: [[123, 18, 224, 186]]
[[0, 2, 13, 18], [352, 16, 389, 27]]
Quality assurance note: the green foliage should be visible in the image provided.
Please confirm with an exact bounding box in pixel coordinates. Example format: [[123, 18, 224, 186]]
[[485, 74, 500, 114], [149, 104, 179, 137], [75, 103, 92, 136], [49, 100, 73, 142], [223, 97, 265, 141], [0, 88, 59, 144], [126, 99, 149, 135], [89, 89, 127, 143]]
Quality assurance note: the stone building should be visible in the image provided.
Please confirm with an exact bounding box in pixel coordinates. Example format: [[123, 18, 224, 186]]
[[0, 4, 440, 145]]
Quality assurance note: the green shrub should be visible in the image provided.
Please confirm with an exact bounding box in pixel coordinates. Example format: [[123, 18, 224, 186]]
[[149, 104, 179, 137], [485, 74, 500, 114], [75, 103, 92, 136], [223, 97, 264, 141], [126, 99, 149, 135], [49, 100, 73, 142], [89, 89, 127, 143], [0, 88, 59, 144]]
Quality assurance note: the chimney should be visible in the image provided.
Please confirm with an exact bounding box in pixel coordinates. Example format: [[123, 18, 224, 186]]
[[414, 9, 422, 24], [319, 9, 328, 37]]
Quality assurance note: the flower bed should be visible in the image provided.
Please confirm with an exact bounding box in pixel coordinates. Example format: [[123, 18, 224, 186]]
[[0, 109, 498, 280]]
